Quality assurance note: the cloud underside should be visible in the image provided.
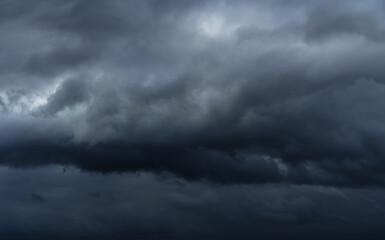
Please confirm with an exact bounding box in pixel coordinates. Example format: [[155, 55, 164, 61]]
[[2, 166, 385, 240], [2, 0, 385, 186]]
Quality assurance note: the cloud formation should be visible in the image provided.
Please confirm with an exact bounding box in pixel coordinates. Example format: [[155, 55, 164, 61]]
[[1, 0, 385, 187], [1, 166, 384, 240]]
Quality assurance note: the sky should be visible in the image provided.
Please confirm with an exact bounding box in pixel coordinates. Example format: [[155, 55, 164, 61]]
[[1, 0, 385, 239]]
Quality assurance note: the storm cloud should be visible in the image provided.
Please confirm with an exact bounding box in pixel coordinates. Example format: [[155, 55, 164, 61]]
[[0, 166, 384, 240], [1, 0, 385, 187], [2, 0, 385, 239]]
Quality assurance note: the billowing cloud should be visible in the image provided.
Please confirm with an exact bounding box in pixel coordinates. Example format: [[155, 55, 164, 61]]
[[3, 1, 385, 239], [1, 0, 385, 187]]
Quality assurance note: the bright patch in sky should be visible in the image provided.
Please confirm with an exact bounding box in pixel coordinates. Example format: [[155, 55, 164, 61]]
[[0, 79, 63, 115], [198, 14, 225, 37], [196, 13, 239, 39]]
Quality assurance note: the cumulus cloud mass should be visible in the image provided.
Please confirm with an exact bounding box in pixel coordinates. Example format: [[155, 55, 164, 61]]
[[1, 0, 385, 239]]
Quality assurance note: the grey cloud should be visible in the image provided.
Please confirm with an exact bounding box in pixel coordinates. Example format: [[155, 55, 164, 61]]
[[0, 167, 384, 240], [305, 5, 385, 42], [24, 46, 95, 77], [1, 0, 385, 187], [37, 77, 90, 116], [7, 1, 385, 239]]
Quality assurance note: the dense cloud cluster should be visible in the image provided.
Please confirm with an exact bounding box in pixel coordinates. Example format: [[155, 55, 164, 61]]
[[3, 1, 385, 239], [1, 0, 385, 187]]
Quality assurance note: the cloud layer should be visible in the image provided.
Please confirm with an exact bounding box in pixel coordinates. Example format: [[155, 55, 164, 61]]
[[1, 166, 385, 240], [1, 0, 385, 186]]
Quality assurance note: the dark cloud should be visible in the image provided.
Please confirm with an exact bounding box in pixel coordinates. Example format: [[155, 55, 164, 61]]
[[2, 6, 385, 240], [305, 4, 385, 42], [0, 0, 385, 188], [37, 77, 90, 115], [30, 193, 45, 202], [0, 141, 284, 184], [0, 167, 385, 240]]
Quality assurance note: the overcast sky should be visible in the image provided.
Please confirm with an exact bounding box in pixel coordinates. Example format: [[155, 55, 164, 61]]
[[1, 0, 385, 239]]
